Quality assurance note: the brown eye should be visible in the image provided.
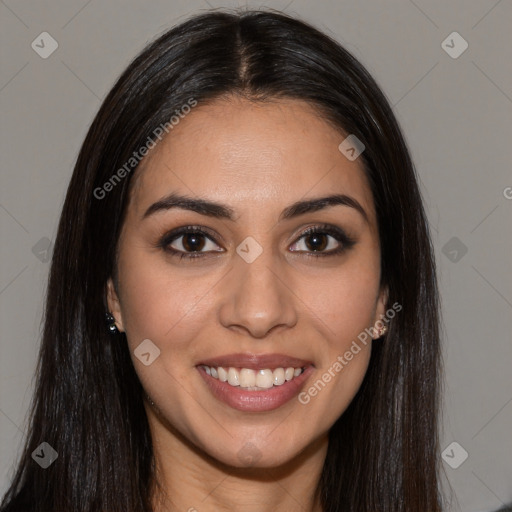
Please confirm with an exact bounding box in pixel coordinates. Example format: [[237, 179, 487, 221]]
[[289, 224, 356, 258], [159, 224, 355, 261], [159, 226, 223, 259], [180, 233, 207, 252], [304, 232, 329, 252]]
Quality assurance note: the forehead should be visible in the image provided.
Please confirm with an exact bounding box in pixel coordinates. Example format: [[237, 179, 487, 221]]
[[129, 97, 376, 223]]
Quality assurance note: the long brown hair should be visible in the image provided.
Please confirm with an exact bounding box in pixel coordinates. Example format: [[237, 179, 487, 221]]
[[1, 9, 443, 511]]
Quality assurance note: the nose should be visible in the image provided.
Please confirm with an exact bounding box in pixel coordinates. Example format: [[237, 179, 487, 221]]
[[218, 243, 298, 339]]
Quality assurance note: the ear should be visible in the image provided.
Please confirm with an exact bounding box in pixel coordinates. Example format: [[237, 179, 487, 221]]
[[372, 285, 389, 339], [106, 277, 125, 332]]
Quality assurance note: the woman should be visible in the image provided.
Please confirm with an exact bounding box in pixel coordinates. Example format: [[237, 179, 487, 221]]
[[1, 9, 443, 512]]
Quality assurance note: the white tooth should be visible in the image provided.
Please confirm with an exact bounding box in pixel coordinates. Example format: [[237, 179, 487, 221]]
[[210, 367, 218, 379], [285, 367, 294, 381], [240, 368, 256, 388], [273, 368, 285, 386], [293, 367, 302, 377], [256, 369, 273, 389], [227, 367, 240, 386], [217, 367, 228, 382], [205, 366, 211, 376]]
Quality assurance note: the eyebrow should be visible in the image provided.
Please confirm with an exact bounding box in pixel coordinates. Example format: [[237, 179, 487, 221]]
[[142, 192, 368, 223]]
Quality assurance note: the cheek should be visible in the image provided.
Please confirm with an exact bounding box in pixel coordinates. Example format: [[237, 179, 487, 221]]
[[115, 252, 215, 422], [295, 253, 379, 403], [300, 255, 381, 344], [116, 248, 218, 360]]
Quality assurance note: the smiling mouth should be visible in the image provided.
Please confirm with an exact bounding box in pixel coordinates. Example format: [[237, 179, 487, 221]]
[[196, 353, 314, 412], [199, 365, 306, 390]]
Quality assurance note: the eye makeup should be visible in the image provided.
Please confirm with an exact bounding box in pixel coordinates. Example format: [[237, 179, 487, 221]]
[[156, 223, 357, 261]]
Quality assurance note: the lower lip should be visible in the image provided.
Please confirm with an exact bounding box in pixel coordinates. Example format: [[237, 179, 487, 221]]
[[197, 365, 314, 412]]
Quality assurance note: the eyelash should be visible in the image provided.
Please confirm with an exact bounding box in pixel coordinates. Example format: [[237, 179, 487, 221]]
[[158, 224, 356, 261]]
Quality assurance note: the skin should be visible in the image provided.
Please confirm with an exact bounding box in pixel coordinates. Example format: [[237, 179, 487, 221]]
[[107, 96, 388, 512]]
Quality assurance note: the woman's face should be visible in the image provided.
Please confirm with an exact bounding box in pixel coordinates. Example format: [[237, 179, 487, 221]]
[[108, 97, 387, 468]]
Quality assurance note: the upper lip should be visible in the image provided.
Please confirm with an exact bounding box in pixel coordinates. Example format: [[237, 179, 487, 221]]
[[197, 353, 313, 370]]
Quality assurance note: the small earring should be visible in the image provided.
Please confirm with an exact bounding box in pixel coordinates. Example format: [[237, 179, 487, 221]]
[[105, 312, 118, 334], [379, 325, 388, 337]]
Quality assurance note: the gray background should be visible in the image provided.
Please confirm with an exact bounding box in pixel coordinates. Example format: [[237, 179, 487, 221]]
[[1, 1, 511, 510]]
